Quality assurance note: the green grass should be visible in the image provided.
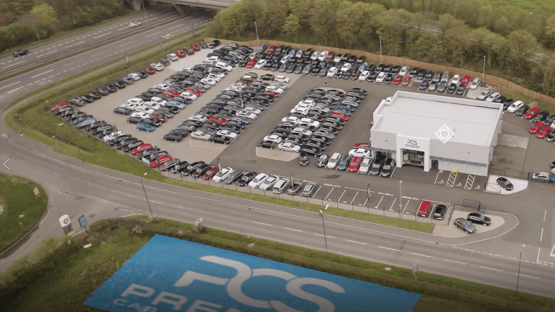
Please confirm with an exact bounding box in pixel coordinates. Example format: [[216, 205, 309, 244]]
[[484, 0, 555, 12], [0, 216, 553, 311], [0, 173, 48, 251], [493, 87, 555, 114]]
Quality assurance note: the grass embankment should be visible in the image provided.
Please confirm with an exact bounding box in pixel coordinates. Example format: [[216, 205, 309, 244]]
[[494, 87, 555, 114], [0, 174, 47, 251], [0, 216, 552, 312], [483, 0, 555, 12]]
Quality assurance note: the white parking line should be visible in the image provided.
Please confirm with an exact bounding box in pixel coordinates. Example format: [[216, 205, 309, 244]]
[[375, 195, 384, 209], [389, 198, 397, 211], [402, 200, 410, 214], [344, 186, 365, 191], [337, 189, 347, 202], [361, 198, 368, 207], [434, 170, 441, 184], [0, 81, 20, 90], [93, 32, 111, 39], [30, 69, 54, 78], [350, 192, 358, 204], [65, 41, 85, 48], [312, 185, 322, 198], [324, 187, 335, 200]]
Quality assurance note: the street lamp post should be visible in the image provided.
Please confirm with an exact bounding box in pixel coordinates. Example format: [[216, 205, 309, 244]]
[[141, 0, 146, 16], [399, 180, 402, 218], [483, 55, 486, 85], [140, 178, 154, 219], [254, 22, 260, 42], [379, 36, 382, 64], [516, 251, 522, 299], [319, 205, 329, 256], [239, 92, 244, 108]]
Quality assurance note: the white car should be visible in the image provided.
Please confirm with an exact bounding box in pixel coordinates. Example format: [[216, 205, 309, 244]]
[[275, 75, 289, 83], [150, 63, 164, 71], [131, 112, 150, 119], [470, 78, 481, 90], [310, 51, 319, 60], [295, 50, 303, 58], [280, 55, 291, 64], [181, 92, 197, 100], [292, 127, 312, 137], [236, 111, 257, 120], [265, 86, 284, 94], [399, 66, 410, 77], [358, 71, 370, 81], [121, 103, 137, 110], [103, 131, 124, 142], [358, 157, 372, 174], [451, 74, 461, 85], [212, 167, 232, 183], [317, 50, 328, 61], [349, 148, 371, 158], [248, 173, 268, 188], [327, 153, 342, 169], [254, 59, 267, 69], [507, 100, 524, 113], [150, 97, 167, 106], [144, 102, 161, 110], [127, 98, 144, 106], [333, 55, 342, 62], [128, 73, 141, 81], [167, 53, 179, 62], [215, 61, 233, 72], [340, 63, 351, 72], [376, 72, 386, 83], [200, 78, 217, 86], [205, 56, 220, 62], [485, 92, 501, 102], [327, 67, 337, 77], [290, 107, 310, 115], [263, 134, 282, 144], [129, 21, 141, 28], [191, 130, 211, 141], [299, 118, 320, 128], [156, 83, 171, 90], [259, 176, 279, 191], [216, 130, 238, 140], [207, 74, 222, 82], [281, 116, 300, 125], [295, 103, 314, 110], [189, 115, 208, 122], [135, 105, 155, 115], [278, 142, 301, 152], [242, 107, 262, 115]]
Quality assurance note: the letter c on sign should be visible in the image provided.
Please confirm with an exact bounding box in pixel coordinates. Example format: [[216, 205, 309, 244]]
[[114, 299, 127, 306]]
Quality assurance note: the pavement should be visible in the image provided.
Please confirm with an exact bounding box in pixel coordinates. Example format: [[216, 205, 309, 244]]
[[0, 35, 555, 299]]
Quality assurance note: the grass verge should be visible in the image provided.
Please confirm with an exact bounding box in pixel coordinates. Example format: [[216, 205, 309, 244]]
[[0, 217, 552, 311], [494, 87, 555, 114], [0, 173, 48, 251]]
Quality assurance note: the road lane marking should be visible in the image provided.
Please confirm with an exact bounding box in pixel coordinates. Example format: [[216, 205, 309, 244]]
[[31, 69, 54, 78], [119, 41, 135, 47], [3, 60, 25, 69], [169, 24, 181, 29], [93, 32, 111, 39], [520, 274, 540, 280], [479, 266, 503, 272], [283, 227, 302, 232], [544, 209, 547, 222], [312, 186, 322, 198], [345, 239, 366, 245], [254, 221, 273, 226], [7, 86, 23, 94], [337, 189, 346, 202], [350, 192, 358, 204], [37, 50, 58, 57], [0, 81, 21, 90], [410, 252, 434, 258], [145, 31, 161, 38], [325, 187, 335, 200], [65, 41, 85, 48], [444, 259, 467, 265], [540, 228, 544, 242], [314, 233, 335, 238], [378, 246, 400, 252], [344, 186, 365, 191]]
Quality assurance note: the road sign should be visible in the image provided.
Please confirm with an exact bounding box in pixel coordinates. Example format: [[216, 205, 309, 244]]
[[78, 215, 88, 228], [412, 262, 419, 277], [33, 187, 40, 197]]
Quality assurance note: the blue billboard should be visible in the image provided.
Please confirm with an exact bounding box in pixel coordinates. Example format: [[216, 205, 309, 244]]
[[84, 235, 421, 312]]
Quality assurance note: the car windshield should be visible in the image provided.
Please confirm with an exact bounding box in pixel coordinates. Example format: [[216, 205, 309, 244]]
[[303, 185, 313, 192]]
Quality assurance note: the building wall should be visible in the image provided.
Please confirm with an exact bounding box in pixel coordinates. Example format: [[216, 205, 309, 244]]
[[438, 159, 488, 176]]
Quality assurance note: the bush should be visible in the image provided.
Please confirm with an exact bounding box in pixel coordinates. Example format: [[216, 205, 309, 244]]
[[0, 24, 35, 50]]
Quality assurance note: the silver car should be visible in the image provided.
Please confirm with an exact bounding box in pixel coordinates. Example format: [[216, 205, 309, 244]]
[[259, 175, 279, 191], [477, 90, 492, 100], [454, 218, 476, 234], [272, 178, 290, 194]]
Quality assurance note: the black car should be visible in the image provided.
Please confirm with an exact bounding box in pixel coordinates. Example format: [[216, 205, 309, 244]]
[[211, 135, 231, 145], [237, 171, 257, 187], [456, 84, 466, 95], [300, 147, 320, 158], [200, 41, 209, 49], [415, 68, 426, 80], [437, 81, 447, 93], [127, 116, 143, 124], [171, 161, 190, 174], [496, 177, 514, 191], [467, 213, 491, 226], [543, 114, 555, 126], [80, 95, 95, 103], [160, 58, 171, 66], [454, 218, 476, 234], [163, 133, 184, 142], [223, 170, 244, 184], [192, 164, 212, 178], [114, 107, 132, 115], [533, 111, 549, 123], [96, 87, 110, 96], [142, 118, 162, 127], [113, 80, 125, 89], [13, 50, 31, 57], [419, 79, 430, 90], [433, 205, 447, 220], [447, 83, 457, 94], [299, 151, 309, 166], [123, 140, 144, 153], [181, 161, 206, 176], [502, 99, 514, 110], [105, 84, 117, 92]]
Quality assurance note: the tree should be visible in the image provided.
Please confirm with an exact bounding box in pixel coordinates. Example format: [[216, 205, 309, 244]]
[[415, 30, 445, 63], [288, 0, 313, 34], [545, 14, 555, 49], [30, 3, 57, 40], [377, 9, 412, 56], [539, 56, 555, 96], [282, 14, 301, 41], [506, 30, 542, 74], [493, 16, 510, 36], [218, 3, 250, 39], [308, 0, 344, 45], [0, 0, 34, 23]]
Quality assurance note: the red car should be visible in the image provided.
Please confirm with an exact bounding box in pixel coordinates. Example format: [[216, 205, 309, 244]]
[[151, 113, 167, 122], [325, 51, 335, 61], [417, 201, 433, 217], [331, 112, 349, 121], [162, 89, 180, 97], [144, 66, 156, 75], [347, 157, 362, 173], [50, 102, 68, 111], [191, 43, 201, 51], [207, 116, 227, 125], [237, 78, 253, 85], [246, 58, 257, 68], [460, 75, 471, 86], [353, 142, 371, 149], [261, 90, 279, 98], [185, 88, 202, 97], [401, 75, 412, 86], [392, 75, 403, 85], [266, 45, 277, 54], [151, 155, 173, 168], [529, 121, 543, 134], [537, 126, 552, 139], [524, 107, 539, 119], [175, 50, 186, 58], [132, 143, 153, 155], [203, 166, 219, 180]]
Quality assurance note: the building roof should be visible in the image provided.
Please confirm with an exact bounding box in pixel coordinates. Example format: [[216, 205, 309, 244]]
[[372, 91, 502, 147]]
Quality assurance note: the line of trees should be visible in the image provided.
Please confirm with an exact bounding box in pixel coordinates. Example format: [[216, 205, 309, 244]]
[[206, 0, 555, 97], [0, 0, 126, 51]]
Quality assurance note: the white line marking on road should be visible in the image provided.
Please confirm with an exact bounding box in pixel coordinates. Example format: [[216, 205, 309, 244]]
[[434, 170, 441, 184], [169, 24, 181, 29], [361, 198, 368, 207], [325, 187, 335, 200], [375, 195, 384, 209], [118, 27, 128, 31], [7, 86, 23, 94], [28, 83, 32, 85], [479, 266, 503, 272], [350, 192, 358, 204], [344, 186, 365, 191], [444, 259, 467, 265], [520, 274, 541, 280], [2, 60, 25, 69], [314, 233, 335, 238], [540, 228, 544, 242], [544, 209, 547, 222], [550, 244, 555, 257], [0, 81, 20, 90], [253, 221, 273, 227], [337, 189, 346, 202], [389, 198, 397, 211], [377, 246, 400, 252], [283, 227, 302, 232], [119, 41, 135, 47], [37, 50, 58, 57], [410, 252, 434, 258], [421, 199, 451, 206], [65, 41, 85, 48], [93, 32, 111, 39], [312, 185, 322, 198], [145, 31, 161, 38], [30, 69, 54, 78], [538, 248, 541, 263], [345, 240, 366, 245], [402, 199, 410, 214]]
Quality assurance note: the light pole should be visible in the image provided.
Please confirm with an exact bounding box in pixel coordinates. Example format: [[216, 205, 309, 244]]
[[399, 180, 402, 218], [482, 55, 486, 85], [515, 251, 522, 299], [254, 22, 260, 42], [140, 177, 154, 219], [379, 36, 382, 64], [239, 92, 244, 108], [140, 0, 146, 16], [319, 205, 329, 256]]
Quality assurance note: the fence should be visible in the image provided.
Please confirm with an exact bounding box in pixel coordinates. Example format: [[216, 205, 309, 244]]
[[204, 37, 555, 107]]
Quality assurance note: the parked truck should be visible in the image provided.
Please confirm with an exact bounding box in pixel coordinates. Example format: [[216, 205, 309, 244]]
[[531, 172, 555, 183]]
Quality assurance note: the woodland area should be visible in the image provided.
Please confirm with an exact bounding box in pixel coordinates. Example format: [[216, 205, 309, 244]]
[[0, 0, 126, 50], [206, 0, 555, 97]]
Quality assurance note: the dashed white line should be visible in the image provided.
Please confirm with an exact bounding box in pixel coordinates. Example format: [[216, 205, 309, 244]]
[[0, 81, 21, 90], [7, 86, 23, 94], [314, 233, 336, 238], [145, 31, 161, 38], [444, 259, 467, 265], [93, 32, 111, 39], [65, 41, 85, 48], [479, 266, 503, 272], [540, 228, 544, 242], [410, 252, 434, 258], [283, 227, 302, 232], [2, 60, 25, 68], [37, 50, 58, 57], [253, 221, 272, 227], [30, 69, 54, 78], [520, 274, 541, 280], [544, 209, 547, 222], [345, 239, 367, 245], [377, 246, 400, 252]]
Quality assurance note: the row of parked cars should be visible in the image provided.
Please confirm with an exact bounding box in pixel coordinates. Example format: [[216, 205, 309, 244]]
[[313, 144, 396, 177]]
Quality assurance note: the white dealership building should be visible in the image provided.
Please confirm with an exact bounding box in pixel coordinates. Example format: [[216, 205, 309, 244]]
[[370, 91, 503, 176]]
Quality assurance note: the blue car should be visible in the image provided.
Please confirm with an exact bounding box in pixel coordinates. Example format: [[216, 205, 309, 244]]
[[166, 101, 186, 110], [337, 155, 352, 171], [332, 109, 352, 116], [337, 105, 356, 112], [137, 122, 155, 132], [73, 116, 92, 125]]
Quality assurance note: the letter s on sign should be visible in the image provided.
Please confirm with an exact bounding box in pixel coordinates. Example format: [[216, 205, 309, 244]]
[[270, 278, 345, 312]]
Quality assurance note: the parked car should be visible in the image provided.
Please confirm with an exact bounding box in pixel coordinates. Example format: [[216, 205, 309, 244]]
[[454, 218, 476, 234], [223, 170, 244, 184], [301, 181, 318, 197], [248, 173, 269, 189], [467, 213, 491, 226], [417, 201, 433, 217], [433, 205, 447, 220], [316, 155, 329, 168], [299, 151, 309, 166], [238, 171, 257, 187], [496, 177, 514, 191]]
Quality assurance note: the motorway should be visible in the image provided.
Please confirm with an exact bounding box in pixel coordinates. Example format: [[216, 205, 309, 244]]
[[0, 8, 554, 300]]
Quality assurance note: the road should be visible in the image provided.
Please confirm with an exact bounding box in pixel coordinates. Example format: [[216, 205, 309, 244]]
[[0, 9, 215, 103]]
